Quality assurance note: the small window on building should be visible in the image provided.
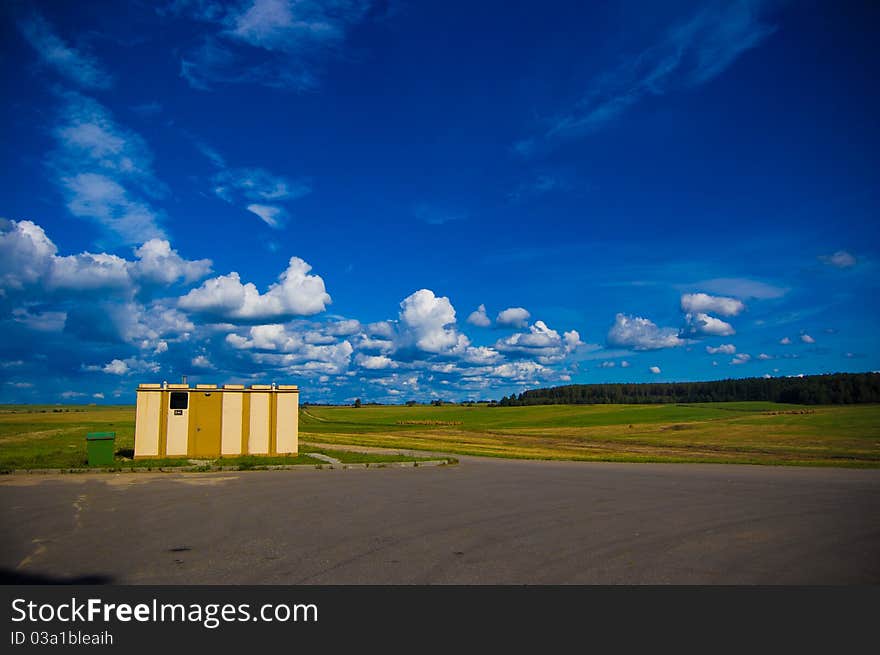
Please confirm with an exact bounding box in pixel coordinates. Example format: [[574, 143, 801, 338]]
[[170, 392, 188, 410]]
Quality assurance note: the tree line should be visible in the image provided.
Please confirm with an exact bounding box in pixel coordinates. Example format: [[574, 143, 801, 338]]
[[496, 372, 880, 406]]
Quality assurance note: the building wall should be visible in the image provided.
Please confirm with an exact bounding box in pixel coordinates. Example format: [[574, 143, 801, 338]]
[[134, 386, 299, 459]]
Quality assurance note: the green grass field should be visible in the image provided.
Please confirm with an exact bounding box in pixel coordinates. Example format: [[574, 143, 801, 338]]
[[1, 402, 878, 469], [299, 402, 880, 467], [0, 405, 438, 471]]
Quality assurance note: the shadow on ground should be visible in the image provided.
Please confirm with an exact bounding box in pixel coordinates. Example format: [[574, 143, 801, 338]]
[[0, 569, 114, 584]]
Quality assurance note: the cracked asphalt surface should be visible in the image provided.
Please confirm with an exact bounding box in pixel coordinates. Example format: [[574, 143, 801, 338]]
[[1, 457, 878, 584]]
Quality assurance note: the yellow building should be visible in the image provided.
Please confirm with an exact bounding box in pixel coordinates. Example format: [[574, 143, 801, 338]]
[[134, 383, 299, 459]]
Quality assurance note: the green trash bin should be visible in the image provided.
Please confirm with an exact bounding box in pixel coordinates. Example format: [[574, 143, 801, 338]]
[[86, 432, 116, 466]]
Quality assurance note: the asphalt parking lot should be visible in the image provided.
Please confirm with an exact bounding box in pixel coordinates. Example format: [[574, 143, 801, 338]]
[[2, 457, 878, 584]]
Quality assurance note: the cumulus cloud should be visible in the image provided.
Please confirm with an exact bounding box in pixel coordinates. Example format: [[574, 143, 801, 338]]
[[398, 289, 469, 354], [461, 346, 501, 365], [819, 250, 857, 268], [355, 354, 398, 370], [0, 219, 211, 296], [680, 293, 744, 317], [620, 360, 630, 368], [649, 366, 661, 374], [496, 307, 531, 328], [607, 313, 684, 350], [191, 354, 214, 369], [682, 312, 735, 337], [779, 337, 792, 345], [18, 13, 113, 89], [705, 343, 736, 355], [249, 340, 353, 376], [179, 256, 331, 320], [731, 353, 752, 365], [467, 304, 491, 327], [495, 320, 583, 364], [800, 334, 815, 344], [130, 239, 212, 285], [103, 359, 129, 375]]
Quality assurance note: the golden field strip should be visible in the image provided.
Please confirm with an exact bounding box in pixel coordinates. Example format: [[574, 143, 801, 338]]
[[1, 401, 878, 469]]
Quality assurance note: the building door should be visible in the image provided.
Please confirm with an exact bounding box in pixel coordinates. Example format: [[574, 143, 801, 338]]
[[189, 391, 222, 457]]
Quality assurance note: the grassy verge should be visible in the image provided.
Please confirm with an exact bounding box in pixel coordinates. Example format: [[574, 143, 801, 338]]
[[300, 446, 437, 464]]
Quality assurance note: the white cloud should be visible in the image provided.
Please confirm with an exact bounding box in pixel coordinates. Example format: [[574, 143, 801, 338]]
[[779, 337, 792, 345], [683, 312, 735, 337], [819, 250, 856, 268], [18, 13, 113, 89], [174, 0, 374, 90], [103, 359, 129, 375], [620, 360, 630, 368], [495, 320, 583, 364], [680, 293, 744, 317], [0, 220, 209, 296], [467, 304, 491, 327], [397, 289, 469, 355], [250, 340, 353, 375], [496, 307, 531, 328], [691, 277, 788, 300], [208, 162, 310, 228], [461, 346, 501, 365], [246, 204, 287, 228], [324, 319, 361, 336], [599, 361, 616, 368], [705, 343, 736, 355], [758, 353, 772, 360], [514, 2, 777, 154], [491, 360, 550, 381], [131, 239, 212, 285], [731, 353, 752, 365], [191, 355, 214, 369], [215, 167, 309, 203], [93, 392, 105, 399], [800, 334, 815, 344], [649, 366, 661, 374], [51, 93, 165, 243], [60, 174, 164, 245], [179, 256, 331, 320], [355, 354, 398, 370], [11, 308, 67, 332], [607, 313, 684, 350]]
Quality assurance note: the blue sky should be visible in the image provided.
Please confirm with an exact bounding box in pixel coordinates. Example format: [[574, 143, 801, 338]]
[[1, 0, 877, 404]]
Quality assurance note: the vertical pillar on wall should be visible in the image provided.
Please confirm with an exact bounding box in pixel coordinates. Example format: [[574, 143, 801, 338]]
[[276, 386, 299, 455], [134, 386, 162, 458], [221, 385, 245, 456], [248, 386, 271, 455]]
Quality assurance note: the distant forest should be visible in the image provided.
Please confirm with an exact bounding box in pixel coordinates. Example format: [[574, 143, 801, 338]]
[[497, 372, 880, 406]]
